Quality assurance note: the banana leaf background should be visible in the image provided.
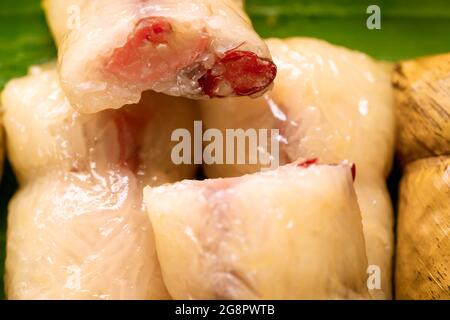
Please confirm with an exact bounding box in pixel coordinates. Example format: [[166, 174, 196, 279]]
[[0, 0, 450, 299]]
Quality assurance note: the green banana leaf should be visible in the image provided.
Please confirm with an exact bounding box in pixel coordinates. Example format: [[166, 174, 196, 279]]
[[0, 0, 449, 299]]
